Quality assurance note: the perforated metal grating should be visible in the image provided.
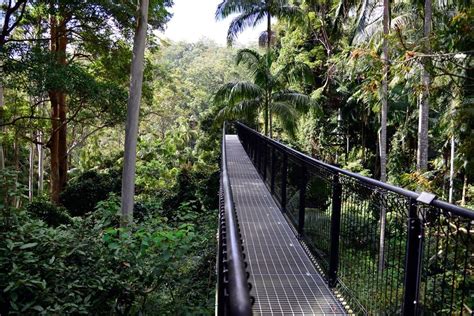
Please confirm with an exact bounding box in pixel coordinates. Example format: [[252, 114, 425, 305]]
[[226, 135, 346, 315]]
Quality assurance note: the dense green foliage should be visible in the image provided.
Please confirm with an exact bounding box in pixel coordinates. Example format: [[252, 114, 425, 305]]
[[1, 193, 216, 314], [0, 30, 239, 313], [213, 0, 473, 207], [60, 170, 122, 217], [1, 0, 472, 314]]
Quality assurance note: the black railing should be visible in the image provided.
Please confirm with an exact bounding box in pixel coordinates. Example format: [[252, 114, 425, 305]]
[[236, 122, 473, 315], [217, 122, 252, 316]]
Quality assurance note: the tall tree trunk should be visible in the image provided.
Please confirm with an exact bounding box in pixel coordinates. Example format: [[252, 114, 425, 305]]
[[448, 136, 455, 203], [121, 0, 149, 227], [378, 0, 390, 272], [57, 19, 68, 197], [269, 107, 273, 138], [0, 51, 4, 206], [37, 132, 44, 195], [13, 137, 19, 208], [48, 90, 60, 203], [266, 12, 272, 138], [0, 84, 4, 170], [264, 96, 269, 136], [380, 0, 389, 183], [48, 13, 68, 204], [29, 137, 35, 201], [0, 0, 27, 174], [336, 108, 342, 163], [417, 0, 431, 172], [461, 174, 467, 206]]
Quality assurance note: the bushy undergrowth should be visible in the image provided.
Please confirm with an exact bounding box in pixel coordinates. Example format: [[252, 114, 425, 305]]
[[26, 199, 72, 227], [60, 170, 122, 217], [0, 191, 217, 315]]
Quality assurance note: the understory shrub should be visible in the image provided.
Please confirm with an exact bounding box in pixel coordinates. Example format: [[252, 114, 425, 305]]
[[60, 170, 121, 216], [0, 196, 216, 315], [26, 199, 72, 227], [161, 167, 219, 216]]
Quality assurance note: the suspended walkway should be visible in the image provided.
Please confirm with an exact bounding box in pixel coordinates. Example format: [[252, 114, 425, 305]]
[[216, 122, 473, 316], [226, 134, 345, 315]]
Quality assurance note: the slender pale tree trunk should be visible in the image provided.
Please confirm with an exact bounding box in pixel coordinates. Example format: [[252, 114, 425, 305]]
[[13, 137, 19, 208], [269, 106, 273, 138], [448, 136, 455, 203], [266, 12, 272, 138], [335, 108, 342, 163], [121, 0, 149, 227], [268, 90, 273, 138], [461, 174, 467, 206], [29, 137, 35, 201], [37, 132, 44, 195], [48, 92, 61, 203], [378, 0, 390, 272], [264, 96, 269, 136], [417, 0, 431, 172], [380, 0, 389, 183]]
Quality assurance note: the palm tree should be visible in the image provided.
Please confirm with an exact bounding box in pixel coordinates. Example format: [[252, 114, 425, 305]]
[[214, 48, 313, 136], [417, 0, 431, 172], [216, 0, 302, 136], [215, 0, 301, 48]]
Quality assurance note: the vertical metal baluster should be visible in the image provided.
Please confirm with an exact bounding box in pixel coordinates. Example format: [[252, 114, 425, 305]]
[[402, 199, 423, 315], [448, 218, 460, 314], [329, 172, 342, 288], [263, 142, 267, 181], [271, 147, 276, 194], [281, 153, 288, 213], [459, 221, 471, 315], [298, 164, 307, 236]]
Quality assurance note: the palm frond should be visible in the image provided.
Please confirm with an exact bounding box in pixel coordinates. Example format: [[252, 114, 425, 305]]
[[271, 101, 299, 137], [236, 48, 261, 67], [229, 81, 264, 103], [216, 99, 261, 123], [227, 9, 266, 45], [391, 13, 416, 31], [235, 99, 262, 116], [273, 5, 303, 23], [331, 0, 345, 33], [273, 90, 314, 112], [254, 70, 273, 90], [351, 1, 383, 45], [214, 81, 264, 105], [275, 61, 314, 86], [215, 0, 256, 20], [213, 82, 239, 105], [271, 101, 298, 119]]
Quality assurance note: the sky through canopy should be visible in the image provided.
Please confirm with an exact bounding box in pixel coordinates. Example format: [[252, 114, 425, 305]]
[[161, 0, 266, 45]]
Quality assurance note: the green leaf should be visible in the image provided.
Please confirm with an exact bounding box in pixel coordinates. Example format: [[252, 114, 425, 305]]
[[31, 306, 44, 312], [20, 243, 38, 250]]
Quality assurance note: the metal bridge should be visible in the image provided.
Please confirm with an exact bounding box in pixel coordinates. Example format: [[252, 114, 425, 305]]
[[217, 122, 473, 316]]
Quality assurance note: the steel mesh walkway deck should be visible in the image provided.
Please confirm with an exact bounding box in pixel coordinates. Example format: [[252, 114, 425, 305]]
[[226, 135, 346, 315]]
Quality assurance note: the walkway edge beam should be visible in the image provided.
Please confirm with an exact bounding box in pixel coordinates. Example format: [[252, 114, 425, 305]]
[[217, 122, 252, 316]]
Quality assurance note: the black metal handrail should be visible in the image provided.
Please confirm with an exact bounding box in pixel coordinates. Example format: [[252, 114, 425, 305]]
[[237, 122, 472, 219], [217, 122, 252, 316], [236, 121, 473, 315]]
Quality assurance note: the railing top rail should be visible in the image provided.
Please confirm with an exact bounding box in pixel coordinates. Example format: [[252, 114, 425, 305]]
[[236, 121, 474, 219], [221, 122, 252, 315]]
